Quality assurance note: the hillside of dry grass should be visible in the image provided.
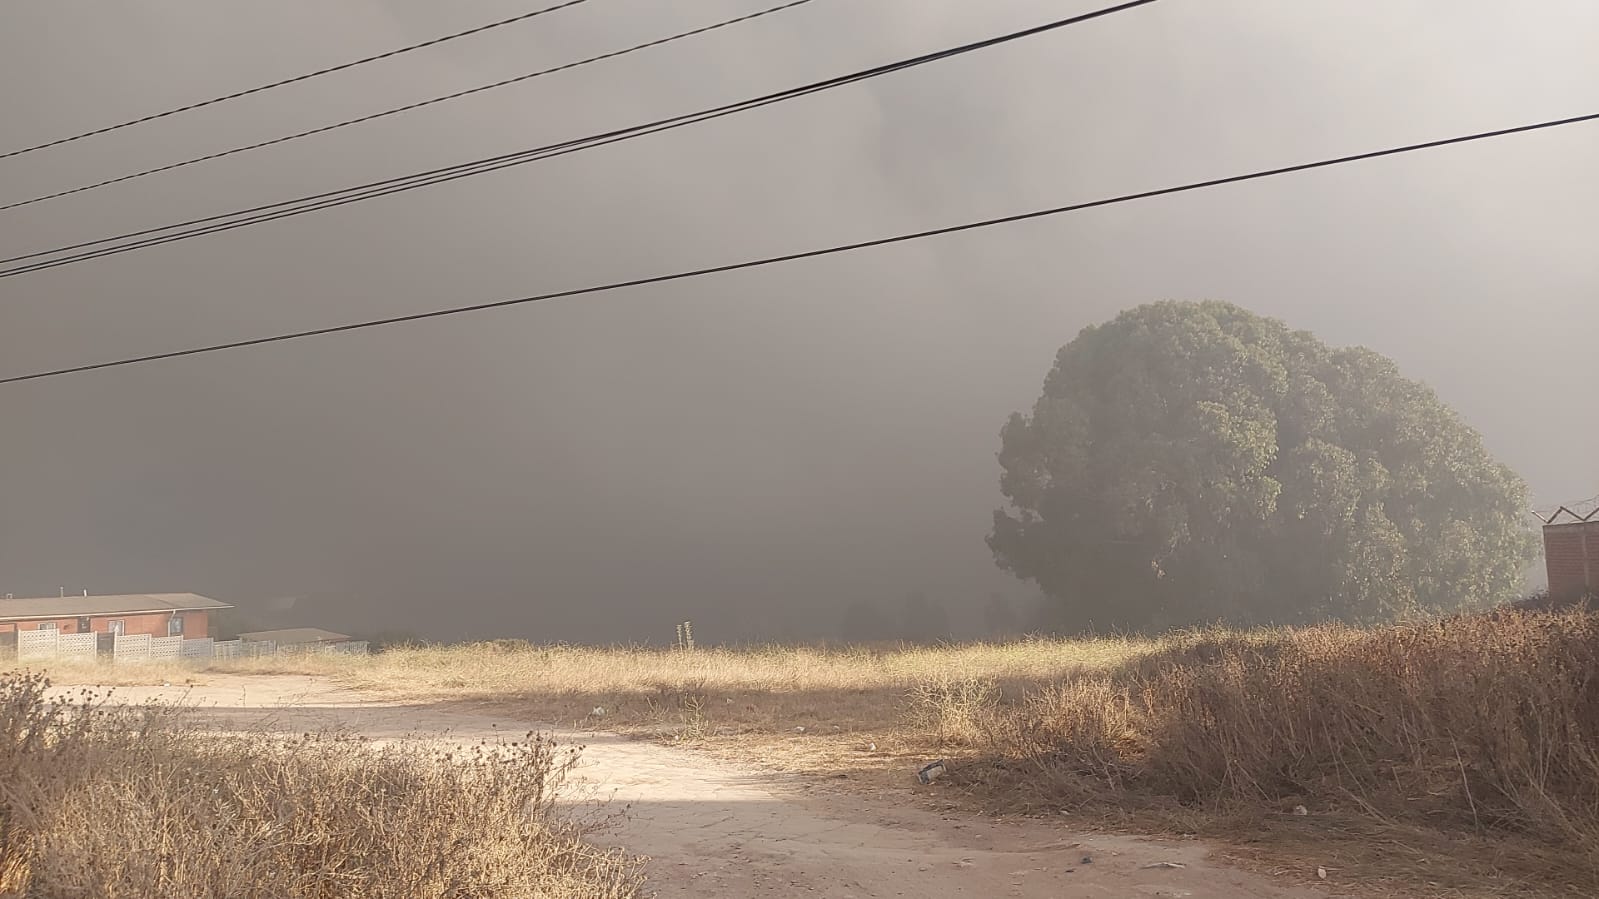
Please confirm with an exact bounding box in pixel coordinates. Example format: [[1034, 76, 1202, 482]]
[[0, 672, 641, 899]]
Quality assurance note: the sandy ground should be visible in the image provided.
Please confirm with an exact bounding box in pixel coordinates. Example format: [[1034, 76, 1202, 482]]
[[67, 675, 1337, 899]]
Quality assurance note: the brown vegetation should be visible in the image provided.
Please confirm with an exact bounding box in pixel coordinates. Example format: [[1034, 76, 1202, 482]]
[[336, 612, 1598, 896], [983, 609, 1599, 895], [0, 671, 640, 899], [15, 608, 1599, 897]]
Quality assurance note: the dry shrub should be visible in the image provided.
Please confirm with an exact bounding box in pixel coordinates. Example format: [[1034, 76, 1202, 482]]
[[1000, 608, 1599, 887], [999, 677, 1148, 797], [0, 671, 641, 899], [906, 674, 1002, 747]]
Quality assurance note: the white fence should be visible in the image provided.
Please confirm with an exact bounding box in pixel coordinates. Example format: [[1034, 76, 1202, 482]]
[[6, 632, 368, 664], [58, 632, 98, 661], [149, 635, 183, 661], [113, 633, 151, 662], [180, 636, 214, 659], [279, 640, 370, 657], [17, 629, 59, 662]]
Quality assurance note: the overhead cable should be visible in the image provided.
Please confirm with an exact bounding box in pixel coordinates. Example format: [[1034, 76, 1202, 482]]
[[0, 0, 817, 213], [0, 0, 1160, 280], [3, 108, 1593, 386], [0, 0, 590, 162]]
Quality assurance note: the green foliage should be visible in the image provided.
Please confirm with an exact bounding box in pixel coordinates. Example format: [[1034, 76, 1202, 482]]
[[990, 301, 1537, 630]]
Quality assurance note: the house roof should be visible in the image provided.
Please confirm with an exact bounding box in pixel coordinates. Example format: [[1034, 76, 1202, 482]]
[[0, 593, 231, 622], [236, 627, 351, 645]]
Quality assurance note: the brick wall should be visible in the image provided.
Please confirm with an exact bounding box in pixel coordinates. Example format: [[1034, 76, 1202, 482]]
[[0, 610, 210, 637], [1544, 521, 1599, 601], [177, 610, 210, 638]]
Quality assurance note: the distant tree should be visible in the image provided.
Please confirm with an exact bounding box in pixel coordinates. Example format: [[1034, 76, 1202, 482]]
[[840, 599, 893, 643], [899, 591, 952, 644], [990, 301, 1538, 630], [981, 592, 1020, 639]]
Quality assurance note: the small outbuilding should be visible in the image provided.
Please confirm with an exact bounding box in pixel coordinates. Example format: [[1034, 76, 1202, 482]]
[[236, 627, 353, 649], [1542, 505, 1598, 602]]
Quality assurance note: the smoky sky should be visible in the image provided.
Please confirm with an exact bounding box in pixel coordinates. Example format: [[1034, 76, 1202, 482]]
[[1, 0, 1595, 642]]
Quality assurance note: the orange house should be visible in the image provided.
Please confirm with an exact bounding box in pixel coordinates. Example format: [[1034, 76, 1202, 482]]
[[0, 593, 230, 639]]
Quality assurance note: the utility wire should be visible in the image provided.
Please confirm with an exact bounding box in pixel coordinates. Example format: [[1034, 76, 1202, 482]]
[[0, 65, 917, 277], [0, 0, 1162, 279], [0, 0, 817, 213], [3, 110, 1594, 387], [0, 0, 589, 162]]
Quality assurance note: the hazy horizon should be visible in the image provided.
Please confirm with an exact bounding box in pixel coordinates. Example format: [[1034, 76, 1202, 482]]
[[2, 0, 1595, 642]]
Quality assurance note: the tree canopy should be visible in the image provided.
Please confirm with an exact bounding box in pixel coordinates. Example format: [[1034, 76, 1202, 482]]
[[989, 301, 1537, 630]]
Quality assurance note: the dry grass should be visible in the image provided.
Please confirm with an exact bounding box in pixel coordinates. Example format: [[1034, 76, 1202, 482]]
[[9, 638, 1150, 745], [14, 609, 1599, 897], [0, 671, 641, 899], [350, 614, 1599, 896], [975, 610, 1599, 896], [0, 655, 353, 687], [344, 638, 1150, 733]]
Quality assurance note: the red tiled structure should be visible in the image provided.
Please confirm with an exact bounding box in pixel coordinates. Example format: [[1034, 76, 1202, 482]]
[[1542, 510, 1599, 602], [0, 593, 230, 638]]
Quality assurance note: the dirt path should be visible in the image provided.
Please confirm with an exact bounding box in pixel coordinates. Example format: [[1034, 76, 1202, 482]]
[[78, 675, 1332, 899]]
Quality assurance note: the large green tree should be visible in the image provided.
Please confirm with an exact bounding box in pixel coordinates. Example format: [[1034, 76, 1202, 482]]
[[990, 301, 1537, 630]]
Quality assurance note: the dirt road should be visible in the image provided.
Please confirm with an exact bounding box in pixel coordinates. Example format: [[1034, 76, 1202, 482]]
[[79, 675, 1331, 899]]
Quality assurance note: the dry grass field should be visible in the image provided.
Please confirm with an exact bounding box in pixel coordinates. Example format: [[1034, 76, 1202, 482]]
[[11, 607, 1599, 897], [0, 671, 642, 898]]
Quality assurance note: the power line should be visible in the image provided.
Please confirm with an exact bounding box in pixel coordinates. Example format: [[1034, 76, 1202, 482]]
[[0, 0, 817, 213], [3, 110, 1594, 387], [0, 68, 922, 278], [0, 0, 1161, 280], [0, 0, 590, 162], [0, 4, 1158, 279]]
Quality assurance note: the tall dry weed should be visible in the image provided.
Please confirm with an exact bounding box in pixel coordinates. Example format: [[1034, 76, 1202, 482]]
[[0, 672, 640, 898], [906, 674, 1002, 747], [999, 609, 1599, 886]]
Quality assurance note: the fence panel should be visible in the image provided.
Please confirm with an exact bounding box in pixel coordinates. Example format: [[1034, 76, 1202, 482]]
[[114, 633, 152, 663], [148, 636, 183, 661], [17, 630, 59, 661], [212, 639, 242, 659], [331, 641, 369, 656], [57, 632, 98, 661], [242, 640, 277, 658], [179, 637, 214, 659]]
